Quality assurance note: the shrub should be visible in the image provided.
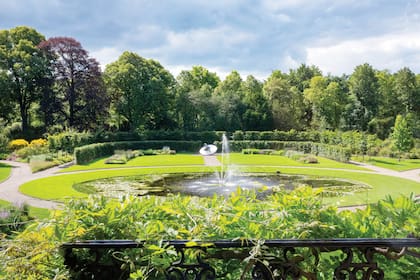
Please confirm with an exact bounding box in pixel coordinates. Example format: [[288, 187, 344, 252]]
[[48, 131, 94, 152], [8, 139, 29, 151], [30, 138, 48, 147], [0, 204, 33, 236], [74, 141, 201, 164], [302, 155, 319, 164], [0, 132, 9, 154], [15, 139, 49, 159], [242, 148, 260, 154], [2, 192, 418, 279]]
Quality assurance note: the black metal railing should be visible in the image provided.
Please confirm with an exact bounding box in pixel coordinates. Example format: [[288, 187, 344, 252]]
[[61, 238, 420, 279]]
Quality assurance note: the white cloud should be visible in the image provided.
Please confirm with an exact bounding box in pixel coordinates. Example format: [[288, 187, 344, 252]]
[[90, 47, 122, 69], [306, 32, 420, 74], [165, 26, 256, 54]]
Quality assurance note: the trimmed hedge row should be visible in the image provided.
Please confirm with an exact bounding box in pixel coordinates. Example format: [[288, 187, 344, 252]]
[[50, 131, 221, 153], [74, 141, 202, 165], [215, 140, 351, 162], [232, 130, 321, 142]]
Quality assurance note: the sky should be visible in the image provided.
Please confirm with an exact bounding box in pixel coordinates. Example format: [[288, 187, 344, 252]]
[[1, 0, 420, 80]]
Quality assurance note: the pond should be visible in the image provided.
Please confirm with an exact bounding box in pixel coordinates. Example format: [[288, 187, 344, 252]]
[[74, 173, 370, 199]]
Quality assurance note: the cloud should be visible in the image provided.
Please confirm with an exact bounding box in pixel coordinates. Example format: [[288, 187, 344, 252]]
[[90, 47, 122, 69], [306, 31, 420, 74]]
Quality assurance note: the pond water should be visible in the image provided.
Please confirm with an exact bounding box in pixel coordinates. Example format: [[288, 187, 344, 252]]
[[75, 173, 369, 199]]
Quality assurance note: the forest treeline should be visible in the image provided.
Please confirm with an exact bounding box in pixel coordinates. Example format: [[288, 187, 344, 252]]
[[1, 26, 419, 141]]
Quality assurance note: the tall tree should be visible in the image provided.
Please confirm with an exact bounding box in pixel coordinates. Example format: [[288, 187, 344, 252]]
[[242, 75, 272, 130], [175, 66, 220, 131], [391, 114, 414, 160], [348, 63, 379, 131], [0, 26, 49, 134], [394, 67, 419, 115], [213, 71, 246, 131], [105, 51, 175, 131], [370, 70, 398, 138], [39, 37, 109, 130], [288, 64, 322, 127], [304, 77, 347, 130], [0, 71, 14, 123], [264, 71, 304, 130]]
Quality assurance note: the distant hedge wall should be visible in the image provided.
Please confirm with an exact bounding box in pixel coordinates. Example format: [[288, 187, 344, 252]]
[[74, 141, 202, 165], [215, 140, 351, 162]]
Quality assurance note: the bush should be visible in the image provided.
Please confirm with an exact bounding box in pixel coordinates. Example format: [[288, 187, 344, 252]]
[[0, 132, 9, 154], [0, 204, 33, 236], [302, 155, 319, 164], [48, 131, 94, 152], [242, 148, 260, 154], [2, 192, 418, 279], [8, 139, 29, 151], [74, 141, 201, 164]]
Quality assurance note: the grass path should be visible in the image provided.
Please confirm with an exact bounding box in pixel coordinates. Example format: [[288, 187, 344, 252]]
[[0, 162, 11, 183]]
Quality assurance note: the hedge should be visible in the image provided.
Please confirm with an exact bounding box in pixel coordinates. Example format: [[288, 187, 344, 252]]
[[215, 140, 351, 162], [74, 141, 202, 164]]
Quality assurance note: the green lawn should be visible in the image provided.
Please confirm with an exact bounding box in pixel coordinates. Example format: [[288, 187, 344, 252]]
[[244, 166, 420, 206], [19, 164, 420, 206], [225, 153, 368, 170], [0, 199, 10, 207], [352, 156, 420, 171], [62, 154, 205, 172], [20, 166, 213, 201], [0, 162, 11, 182]]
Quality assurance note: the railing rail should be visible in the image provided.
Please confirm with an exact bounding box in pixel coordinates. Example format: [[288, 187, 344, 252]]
[[61, 238, 420, 279]]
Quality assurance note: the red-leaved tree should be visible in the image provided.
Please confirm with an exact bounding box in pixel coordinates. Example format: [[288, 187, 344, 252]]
[[39, 37, 109, 130]]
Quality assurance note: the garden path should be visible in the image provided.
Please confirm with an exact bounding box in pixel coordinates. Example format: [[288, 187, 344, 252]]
[[349, 160, 420, 183], [0, 158, 419, 210], [202, 155, 221, 166], [0, 160, 62, 209]]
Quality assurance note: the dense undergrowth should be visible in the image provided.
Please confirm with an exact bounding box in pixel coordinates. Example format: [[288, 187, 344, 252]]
[[0, 187, 418, 279]]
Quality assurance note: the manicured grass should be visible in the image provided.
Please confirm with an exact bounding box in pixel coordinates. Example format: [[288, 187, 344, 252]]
[[19, 164, 420, 206], [0, 199, 10, 207], [244, 166, 420, 206], [0, 162, 11, 182], [352, 156, 420, 171], [225, 153, 368, 170], [29, 207, 51, 219], [62, 154, 205, 172], [20, 166, 213, 201]]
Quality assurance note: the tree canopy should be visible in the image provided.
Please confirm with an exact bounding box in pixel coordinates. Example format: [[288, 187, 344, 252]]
[[0, 25, 420, 142]]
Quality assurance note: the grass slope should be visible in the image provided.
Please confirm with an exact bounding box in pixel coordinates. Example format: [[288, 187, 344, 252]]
[[62, 154, 204, 172], [0, 162, 11, 182], [19, 164, 420, 206], [223, 153, 368, 170], [352, 156, 420, 171], [20, 166, 213, 201]]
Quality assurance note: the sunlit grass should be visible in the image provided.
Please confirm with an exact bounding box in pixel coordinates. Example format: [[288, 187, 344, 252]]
[[19, 163, 420, 206], [0, 162, 11, 182], [352, 156, 420, 171], [62, 154, 204, 172], [225, 153, 368, 170], [0, 199, 10, 207], [20, 166, 213, 201], [242, 166, 420, 206]]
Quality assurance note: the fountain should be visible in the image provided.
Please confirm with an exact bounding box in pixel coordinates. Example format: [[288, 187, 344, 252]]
[[179, 133, 279, 197], [76, 134, 368, 198]]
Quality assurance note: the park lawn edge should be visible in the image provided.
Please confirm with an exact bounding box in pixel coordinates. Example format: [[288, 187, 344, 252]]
[[351, 156, 420, 172], [0, 162, 12, 183], [19, 165, 420, 207]]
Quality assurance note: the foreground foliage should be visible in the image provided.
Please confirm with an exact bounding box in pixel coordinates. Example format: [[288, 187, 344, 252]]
[[1, 188, 418, 279]]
